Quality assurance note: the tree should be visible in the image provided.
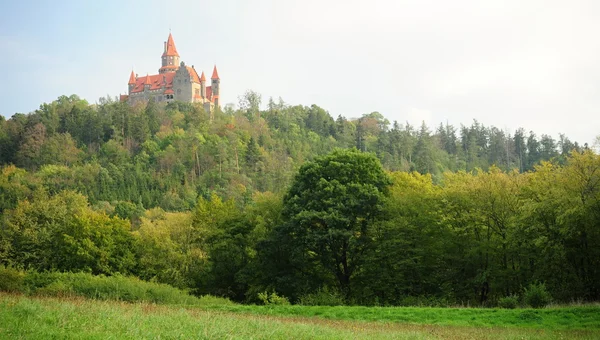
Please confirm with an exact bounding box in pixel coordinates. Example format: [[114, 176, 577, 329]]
[[413, 122, 435, 175], [280, 149, 391, 298], [17, 123, 47, 169], [238, 90, 262, 122], [1, 190, 136, 274]]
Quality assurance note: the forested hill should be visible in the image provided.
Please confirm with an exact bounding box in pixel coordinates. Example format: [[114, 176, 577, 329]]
[[1, 93, 599, 306], [0, 93, 583, 211]]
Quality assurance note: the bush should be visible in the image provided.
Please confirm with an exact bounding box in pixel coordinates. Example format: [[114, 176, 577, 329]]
[[498, 295, 519, 309], [524, 283, 552, 308], [397, 295, 453, 307], [298, 288, 344, 306], [0, 266, 25, 293], [258, 291, 290, 305], [35, 280, 74, 298], [6, 269, 233, 307]]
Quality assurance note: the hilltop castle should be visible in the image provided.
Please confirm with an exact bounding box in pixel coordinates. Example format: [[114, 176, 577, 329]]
[[120, 33, 220, 112]]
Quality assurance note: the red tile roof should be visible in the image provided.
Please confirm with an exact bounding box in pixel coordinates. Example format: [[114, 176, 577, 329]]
[[164, 89, 174, 94], [159, 65, 178, 72], [130, 72, 175, 93], [120, 94, 129, 102], [200, 71, 206, 82], [211, 65, 220, 79], [128, 71, 135, 85], [162, 33, 179, 57], [186, 66, 201, 83]]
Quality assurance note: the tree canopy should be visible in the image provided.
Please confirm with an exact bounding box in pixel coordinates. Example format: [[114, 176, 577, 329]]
[[281, 149, 391, 296], [0, 94, 597, 307]]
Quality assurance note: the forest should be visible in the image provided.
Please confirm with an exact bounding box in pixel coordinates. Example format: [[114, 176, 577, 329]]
[[0, 93, 598, 306]]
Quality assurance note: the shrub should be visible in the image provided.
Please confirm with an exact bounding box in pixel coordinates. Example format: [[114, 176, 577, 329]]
[[498, 295, 519, 309], [0, 266, 25, 293], [397, 295, 453, 307], [524, 283, 552, 308], [35, 280, 74, 298], [258, 291, 290, 305], [298, 288, 344, 306], [9, 269, 233, 307]]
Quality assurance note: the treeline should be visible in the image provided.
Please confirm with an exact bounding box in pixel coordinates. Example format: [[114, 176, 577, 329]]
[[0, 93, 583, 212], [1, 149, 598, 306], [0, 94, 597, 306]]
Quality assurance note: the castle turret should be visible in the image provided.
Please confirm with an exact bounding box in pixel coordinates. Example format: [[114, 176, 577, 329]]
[[144, 73, 151, 91], [128, 70, 136, 93], [200, 71, 206, 98], [211, 65, 220, 107], [159, 33, 180, 74]]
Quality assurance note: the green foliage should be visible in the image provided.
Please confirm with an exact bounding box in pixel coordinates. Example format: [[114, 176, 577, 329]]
[[1, 269, 232, 306], [498, 295, 519, 309], [0, 94, 598, 308], [0, 266, 25, 293], [298, 287, 345, 306], [524, 283, 552, 308], [281, 149, 391, 297], [134, 210, 201, 289], [257, 291, 290, 305], [0, 190, 136, 275]]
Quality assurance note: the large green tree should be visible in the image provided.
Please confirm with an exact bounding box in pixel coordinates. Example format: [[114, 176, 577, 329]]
[[280, 149, 391, 298]]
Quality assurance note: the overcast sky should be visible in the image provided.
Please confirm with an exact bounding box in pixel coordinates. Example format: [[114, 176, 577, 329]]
[[1, 0, 598, 144]]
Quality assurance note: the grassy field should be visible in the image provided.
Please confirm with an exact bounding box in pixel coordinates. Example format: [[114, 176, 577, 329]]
[[208, 303, 600, 331], [2, 294, 599, 339]]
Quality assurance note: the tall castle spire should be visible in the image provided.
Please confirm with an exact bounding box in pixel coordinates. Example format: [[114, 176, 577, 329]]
[[162, 33, 179, 57], [159, 32, 180, 74], [211, 65, 220, 107], [211, 65, 220, 79], [128, 70, 136, 85]]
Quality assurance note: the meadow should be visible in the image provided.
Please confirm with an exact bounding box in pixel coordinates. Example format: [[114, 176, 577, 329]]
[[2, 269, 600, 339], [2, 294, 600, 340]]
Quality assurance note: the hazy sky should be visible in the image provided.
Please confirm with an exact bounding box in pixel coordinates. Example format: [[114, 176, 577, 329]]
[[1, 0, 598, 144]]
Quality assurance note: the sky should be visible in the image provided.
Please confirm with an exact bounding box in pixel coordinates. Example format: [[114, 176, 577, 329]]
[[1, 0, 599, 145]]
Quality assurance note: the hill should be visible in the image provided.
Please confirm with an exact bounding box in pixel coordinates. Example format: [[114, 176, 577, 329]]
[[0, 94, 598, 307]]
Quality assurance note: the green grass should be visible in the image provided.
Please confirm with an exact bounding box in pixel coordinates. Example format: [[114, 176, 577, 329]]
[[2, 268, 599, 337], [206, 304, 600, 331], [0, 266, 231, 307], [1, 294, 598, 340]]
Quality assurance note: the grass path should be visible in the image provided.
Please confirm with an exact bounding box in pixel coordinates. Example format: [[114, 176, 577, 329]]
[[1, 294, 599, 339]]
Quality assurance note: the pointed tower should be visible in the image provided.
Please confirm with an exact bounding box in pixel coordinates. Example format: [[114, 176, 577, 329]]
[[128, 70, 136, 93], [144, 73, 152, 91], [159, 33, 180, 74], [211, 65, 220, 107], [200, 71, 207, 98]]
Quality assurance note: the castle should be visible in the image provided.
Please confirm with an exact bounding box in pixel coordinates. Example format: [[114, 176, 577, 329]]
[[120, 33, 220, 112]]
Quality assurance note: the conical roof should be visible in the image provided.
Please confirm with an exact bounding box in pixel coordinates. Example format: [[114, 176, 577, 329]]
[[211, 65, 220, 79], [162, 33, 179, 57]]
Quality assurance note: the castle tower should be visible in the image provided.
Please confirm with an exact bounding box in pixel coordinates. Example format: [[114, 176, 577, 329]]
[[144, 73, 151, 91], [128, 70, 136, 93], [211, 65, 220, 107], [159, 33, 180, 74], [200, 71, 207, 98]]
